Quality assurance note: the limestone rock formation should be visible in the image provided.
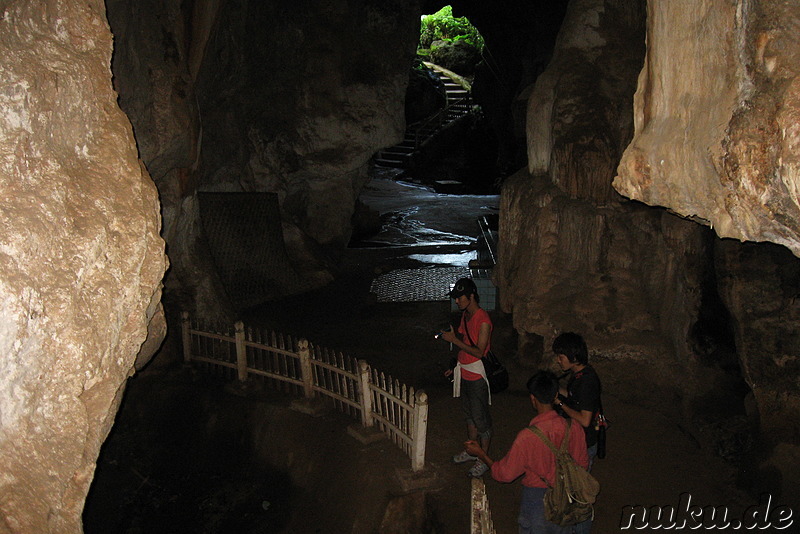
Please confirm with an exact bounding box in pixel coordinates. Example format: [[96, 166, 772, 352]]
[[714, 240, 800, 498], [610, 0, 800, 488], [614, 0, 800, 258], [429, 39, 481, 76], [0, 1, 167, 532], [192, 0, 421, 246], [715, 241, 800, 443], [527, 0, 646, 204], [501, 0, 797, 471], [498, 171, 707, 368], [499, 0, 658, 361]]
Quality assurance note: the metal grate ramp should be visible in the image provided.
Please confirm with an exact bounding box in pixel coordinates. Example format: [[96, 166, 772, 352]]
[[370, 266, 470, 302], [198, 192, 311, 310]]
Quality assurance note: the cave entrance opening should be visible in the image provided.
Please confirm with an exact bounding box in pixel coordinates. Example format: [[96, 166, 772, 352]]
[[372, 5, 502, 195]]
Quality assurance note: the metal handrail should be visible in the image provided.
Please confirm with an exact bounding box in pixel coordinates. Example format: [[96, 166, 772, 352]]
[[410, 95, 473, 150], [477, 215, 498, 265]]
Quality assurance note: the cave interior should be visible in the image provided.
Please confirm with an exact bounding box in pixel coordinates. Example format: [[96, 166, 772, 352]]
[[1, 0, 800, 532]]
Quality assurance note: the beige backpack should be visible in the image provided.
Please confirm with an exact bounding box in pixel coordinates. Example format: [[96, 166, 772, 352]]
[[528, 420, 600, 526]]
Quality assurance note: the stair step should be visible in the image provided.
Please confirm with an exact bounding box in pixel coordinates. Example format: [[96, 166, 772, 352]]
[[432, 180, 466, 194], [374, 158, 405, 167], [379, 147, 410, 155], [381, 153, 410, 161], [372, 63, 475, 170], [384, 147, 414, 155]]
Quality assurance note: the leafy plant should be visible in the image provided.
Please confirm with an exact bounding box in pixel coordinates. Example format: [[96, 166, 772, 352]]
[[419, 5, 484, 52]]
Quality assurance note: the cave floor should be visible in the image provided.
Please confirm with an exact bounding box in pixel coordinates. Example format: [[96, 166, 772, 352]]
[[87, 176, 755, 533]]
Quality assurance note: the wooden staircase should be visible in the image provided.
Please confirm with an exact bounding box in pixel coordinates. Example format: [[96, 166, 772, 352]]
[[374, 62, 473, 169]]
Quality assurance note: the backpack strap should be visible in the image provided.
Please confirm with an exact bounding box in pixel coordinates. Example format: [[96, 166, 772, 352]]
[[528, 419, 571, 452], [527, 420, 572, 487]]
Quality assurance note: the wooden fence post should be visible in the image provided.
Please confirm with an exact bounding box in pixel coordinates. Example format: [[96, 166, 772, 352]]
[[181, 311, 192, 364], [358, 360, 373, 428], [470, 478, 495, 534], [298, 339, 314, 398], [411, 390, 428, 472], [235, 320, 247, 382]]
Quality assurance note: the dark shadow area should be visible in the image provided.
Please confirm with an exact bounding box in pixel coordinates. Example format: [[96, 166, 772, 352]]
[[84, 369, 296, 534]]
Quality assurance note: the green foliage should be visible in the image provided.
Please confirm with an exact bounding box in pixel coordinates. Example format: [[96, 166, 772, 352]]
[[419, 5, 484, 52]]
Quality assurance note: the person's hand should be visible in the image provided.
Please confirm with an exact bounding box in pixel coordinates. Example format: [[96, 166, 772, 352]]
[[440, 327, 457, 344], [464, 440, 483, 456], [444, 368, 453, 378]]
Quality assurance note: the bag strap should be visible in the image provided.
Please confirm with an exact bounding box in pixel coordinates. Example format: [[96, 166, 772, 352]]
[[528, 420, 571, 454], [461, 312, 475, 347], [527, 420, 571, 488], [462, 312, 492, 357]]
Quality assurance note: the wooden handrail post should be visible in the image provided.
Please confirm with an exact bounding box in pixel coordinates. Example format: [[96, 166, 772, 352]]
[[298, 339, 314, 398], [181, 311, 192, 363], [411, 390, 428, 472], [235, 320, 247, 382], [358, 360, 373, 428]]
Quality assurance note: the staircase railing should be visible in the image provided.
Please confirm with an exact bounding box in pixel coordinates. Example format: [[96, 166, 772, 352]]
[[410, 95, 473, 150], [373, 62, 474, 168]]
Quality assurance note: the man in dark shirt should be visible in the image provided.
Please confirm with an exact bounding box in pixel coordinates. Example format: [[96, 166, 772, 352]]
[[553, 332, 602, 534]]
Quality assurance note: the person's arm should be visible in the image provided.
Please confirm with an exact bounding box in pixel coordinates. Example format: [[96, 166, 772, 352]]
[[466, 431, 528, 483], [441, 322, 490, 358], [556, 400, 593, 428], [465, 440, 493, 466], [559, 372, 600, 428]]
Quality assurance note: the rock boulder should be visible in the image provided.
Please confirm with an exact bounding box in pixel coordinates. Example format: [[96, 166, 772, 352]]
[[0, 1, 167, 531]]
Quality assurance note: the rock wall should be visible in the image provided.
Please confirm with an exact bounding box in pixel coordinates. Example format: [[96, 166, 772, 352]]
[[440, 0, 570, 172], [715, 241, 800, 444], [0, 1, 167, 532], [498, 0, 678, 364], [107, 0, 422, 319], [498, 172, 707, 370], [611, 0, 800, 472], [615, 0, 800, 257]]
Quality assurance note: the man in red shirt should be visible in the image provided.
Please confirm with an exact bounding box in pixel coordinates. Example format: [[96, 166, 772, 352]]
[[441, 277, 494, 478], [466, 371, 589, 533]]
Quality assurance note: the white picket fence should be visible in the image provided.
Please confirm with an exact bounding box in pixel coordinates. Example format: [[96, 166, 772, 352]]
[[471, 478, 497, 534], [180, 312, 428, 471]]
